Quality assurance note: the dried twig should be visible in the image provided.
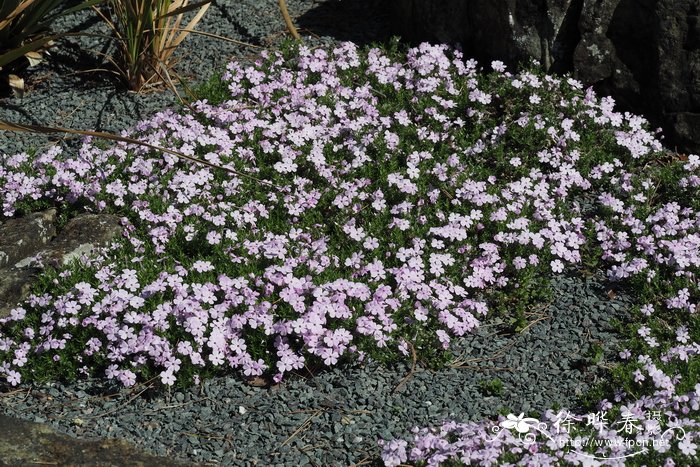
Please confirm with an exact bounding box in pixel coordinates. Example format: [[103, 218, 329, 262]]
[[161, 27, 263, 49], [392, 341, 417, 393], [440, 186, 454, 200], [449, 336, 520, 368], [0, 119, 277, 189], [350, 456, 374, 466], [451, 365, 516, 372], [142, 396, 211, 414], [280, 408, 326, 447], [517, 313, 550, 334], [449, 299, 553, 368], [0, 387, 29, 398], [180, 431, 229, 441], [83, 377, 157, 420], [278, 0, 301, 40]]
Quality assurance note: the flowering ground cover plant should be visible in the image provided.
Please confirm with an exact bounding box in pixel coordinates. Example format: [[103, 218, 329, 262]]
[[0, 39, 699, 464]]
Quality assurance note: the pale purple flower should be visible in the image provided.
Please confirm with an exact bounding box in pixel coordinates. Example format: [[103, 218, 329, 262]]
[[550, 259, 564, 273], [192, 261, 214, 273]]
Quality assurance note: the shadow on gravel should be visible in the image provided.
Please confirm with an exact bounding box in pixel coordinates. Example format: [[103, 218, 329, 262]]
[[45, 40, 125, 92], [211, 0, 265, 47], [296, 0, 394, 46]]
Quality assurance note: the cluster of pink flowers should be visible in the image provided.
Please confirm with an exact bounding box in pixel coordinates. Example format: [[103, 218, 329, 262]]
[[381, 400, 700, 466], [1, 41, 698, 464]]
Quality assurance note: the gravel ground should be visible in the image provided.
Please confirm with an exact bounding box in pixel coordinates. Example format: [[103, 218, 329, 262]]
[[0, 1, 633, 465], [0, 0, 390, 156], [0, 273, 630, 466]]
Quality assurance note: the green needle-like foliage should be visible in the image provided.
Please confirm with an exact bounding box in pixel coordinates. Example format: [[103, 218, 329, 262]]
[[0, 0, 102, 73], [95, 0, 211, 92]]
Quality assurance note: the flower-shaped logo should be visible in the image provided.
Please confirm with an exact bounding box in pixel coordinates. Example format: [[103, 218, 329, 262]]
[[500, 413, 540, 434]]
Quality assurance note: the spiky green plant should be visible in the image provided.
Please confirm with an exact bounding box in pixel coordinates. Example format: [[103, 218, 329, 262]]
[[0, 0, 102, 74], [94, 0, 211, 92]]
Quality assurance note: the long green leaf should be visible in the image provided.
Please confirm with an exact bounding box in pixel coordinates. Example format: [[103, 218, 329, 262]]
[[49, 0, 106, 19], [0, 0, 107, 69], [0, 34, 55, 68], [155, 0, 210, 21], [0, 1, 43, 41], [8, 1, 64, 37], [2, 0, 104, 39], [152, 27, 262, 49], [0, 1, 20, 20], [0, 1, 38, 27]]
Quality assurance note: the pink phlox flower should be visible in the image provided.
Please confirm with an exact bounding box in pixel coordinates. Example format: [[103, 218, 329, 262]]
[[276, 342, 304, 373], [491, 60, 506, 72], [550, 259, 564, 273], [192, 260, 214, 273], [676, 326, 690, 343], [379, 439, 408, 467], [397, 339, 410, 356], [118, 369, 137, 387], [435, 329, 451, 349], [5, 370, 21, 386], [242, 357, 267, 376], [160, 369, 176, 386], [228, 337, 246, 354], [678, 436, 697, 456], [191, 282, 218, 305], [429, 253, 455, 277]]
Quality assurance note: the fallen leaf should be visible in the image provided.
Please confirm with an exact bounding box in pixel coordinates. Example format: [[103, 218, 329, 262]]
[[8, 74, 24, 98], [25, 51, 43, 67], [246, 375, 268, 387], [607, 289, 617, 300]]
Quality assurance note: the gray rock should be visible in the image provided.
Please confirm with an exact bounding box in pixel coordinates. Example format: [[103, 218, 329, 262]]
[[0, 414, 194, 466], [391, 0, 700, 153], [0, 267, 43, 317], [574, 0, 700, 151], [0, 211, 123, 317], [41, 213, 123, 268], [0, 209, 57, 269], [392, 0, 581, 72]]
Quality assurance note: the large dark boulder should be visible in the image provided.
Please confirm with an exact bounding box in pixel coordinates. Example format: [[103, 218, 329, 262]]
[[392, 0, 581, 72], [391, 0, 700, 154]]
